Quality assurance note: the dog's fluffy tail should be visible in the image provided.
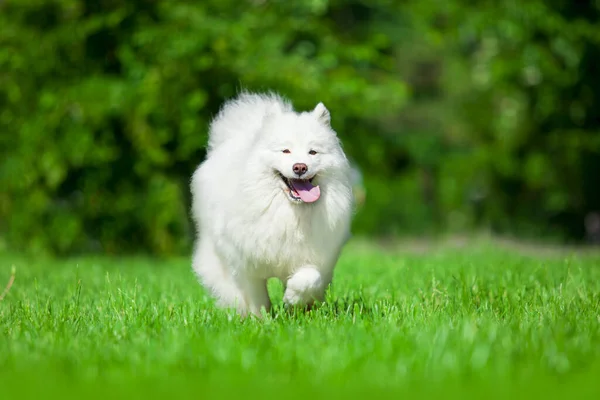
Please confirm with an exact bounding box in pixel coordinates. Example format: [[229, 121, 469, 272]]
[[207, 91, 293, 154]]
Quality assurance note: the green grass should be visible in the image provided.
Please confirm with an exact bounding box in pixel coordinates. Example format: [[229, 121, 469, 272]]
[[1, 239, 600, 399]]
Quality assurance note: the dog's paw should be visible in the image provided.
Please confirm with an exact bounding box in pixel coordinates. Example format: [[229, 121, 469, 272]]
[[283, 267, 324, 306]]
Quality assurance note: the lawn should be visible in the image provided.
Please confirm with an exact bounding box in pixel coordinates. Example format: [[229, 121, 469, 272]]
[[1, 238, 600, 399]]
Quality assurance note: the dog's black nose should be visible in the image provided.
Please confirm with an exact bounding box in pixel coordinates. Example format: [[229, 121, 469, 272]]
[[292, 163, 308, 176]]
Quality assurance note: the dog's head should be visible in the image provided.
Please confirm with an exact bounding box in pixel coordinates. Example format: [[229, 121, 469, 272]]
[[255, 102, 350, 204]]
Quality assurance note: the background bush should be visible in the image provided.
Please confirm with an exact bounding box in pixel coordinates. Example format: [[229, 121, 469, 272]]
[[1, 0, 599, 255]]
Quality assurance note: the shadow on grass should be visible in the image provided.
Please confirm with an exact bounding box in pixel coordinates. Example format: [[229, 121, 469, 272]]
[[264, 295, 383, 320]]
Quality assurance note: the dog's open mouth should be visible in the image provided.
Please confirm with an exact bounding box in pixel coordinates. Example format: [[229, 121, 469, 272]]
[[277, 172, 321, 203]]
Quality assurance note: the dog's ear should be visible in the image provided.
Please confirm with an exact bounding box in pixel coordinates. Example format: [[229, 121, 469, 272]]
[[313, 102, 331, 126], [262, 103, 283, 124]]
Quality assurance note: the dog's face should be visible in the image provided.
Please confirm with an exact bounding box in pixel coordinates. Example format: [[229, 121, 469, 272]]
[[257, 103, 349, 204]]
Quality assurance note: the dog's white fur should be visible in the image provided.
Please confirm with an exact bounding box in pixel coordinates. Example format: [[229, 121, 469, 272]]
[[190, 92, 354, 316]]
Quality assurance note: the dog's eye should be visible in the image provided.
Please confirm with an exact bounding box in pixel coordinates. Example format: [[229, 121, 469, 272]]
[[282, 149, 291, 154], [308, 150, 317, 155]]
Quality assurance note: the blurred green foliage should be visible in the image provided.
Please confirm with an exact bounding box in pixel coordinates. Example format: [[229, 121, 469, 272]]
[[1, 0, 599, 255]]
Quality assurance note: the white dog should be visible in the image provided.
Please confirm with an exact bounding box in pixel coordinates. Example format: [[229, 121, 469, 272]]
[[190, 92, 354, 316]]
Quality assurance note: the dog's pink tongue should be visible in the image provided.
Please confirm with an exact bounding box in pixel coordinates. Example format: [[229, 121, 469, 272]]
[[290, 179, 321, 203]]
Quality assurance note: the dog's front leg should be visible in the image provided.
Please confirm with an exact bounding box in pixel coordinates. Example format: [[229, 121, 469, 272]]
[[283, 266, 331, 307], [238, 274, 271, 317]]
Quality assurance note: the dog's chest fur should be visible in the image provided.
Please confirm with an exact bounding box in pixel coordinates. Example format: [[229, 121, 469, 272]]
[[222, 197, 345, 279]]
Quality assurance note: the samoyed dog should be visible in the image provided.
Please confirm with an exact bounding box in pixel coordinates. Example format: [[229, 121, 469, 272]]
[[190, 92, 354, 316]]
